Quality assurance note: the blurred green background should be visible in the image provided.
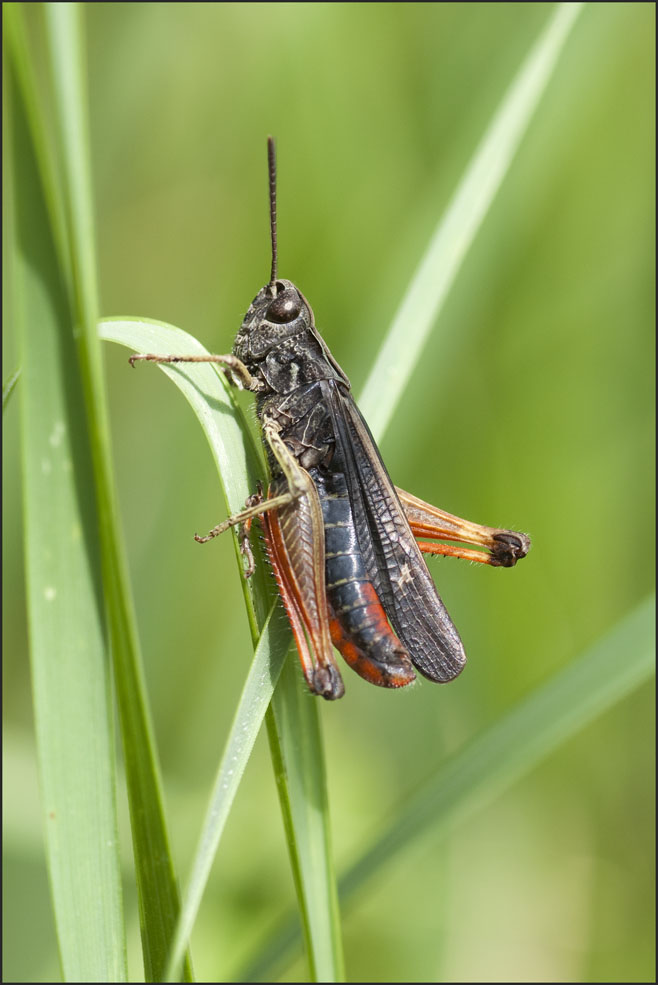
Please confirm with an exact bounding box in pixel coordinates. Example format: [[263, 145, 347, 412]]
[[3, 2, 654, 982]]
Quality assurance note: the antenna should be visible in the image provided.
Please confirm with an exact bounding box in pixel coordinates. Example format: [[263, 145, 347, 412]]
[[267, 136, 278, 293]]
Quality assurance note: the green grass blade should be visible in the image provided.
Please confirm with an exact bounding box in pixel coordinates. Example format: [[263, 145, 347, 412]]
[[359, 1, 584, 436], [42, 8, 191, 979], [163, 604, 289, 982], [3, 4, 73, 293], [238, 595, 655, 981], [44, 3, 98, 339], [268, 660, 345, 982], [7, 26, 126, 983], [339, 594, 655, 896], [100, 317, 344, 982], [3, 368, 21, 412]]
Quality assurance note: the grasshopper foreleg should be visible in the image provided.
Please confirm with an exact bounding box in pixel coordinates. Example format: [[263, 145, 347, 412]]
[[129, 351, 264, 392]]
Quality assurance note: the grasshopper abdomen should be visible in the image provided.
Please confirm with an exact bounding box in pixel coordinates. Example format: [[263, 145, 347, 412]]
[[314, 468, 416, 689]]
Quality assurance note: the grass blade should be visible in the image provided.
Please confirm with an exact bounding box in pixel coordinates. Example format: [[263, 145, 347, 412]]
[[99, 317, 264, 517], [238, 595, 655, 981], [339, 595, 655, 896], [100, 317, 344, 981], [268, 660, 345, 982], [3, 4, 73, 293], [7, 19, 126, 981], [41, 8, 191, 979], [359, 1, 584, 436], [163, 604, 289, 982]]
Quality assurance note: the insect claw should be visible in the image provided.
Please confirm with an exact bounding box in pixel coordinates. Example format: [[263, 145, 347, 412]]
[[194, 526, 223, 543]]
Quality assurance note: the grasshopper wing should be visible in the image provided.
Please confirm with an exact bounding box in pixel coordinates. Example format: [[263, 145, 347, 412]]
[[327, 385, 466, 683]]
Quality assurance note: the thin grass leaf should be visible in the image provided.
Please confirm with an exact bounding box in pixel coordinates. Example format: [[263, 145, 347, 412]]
[[7, 26, 126, 984], [3, 368, 21, 412], [268, 659, 345, 982], [162, 603, 289, 982], [99, 317, 343, 982], [237, 594, 655, 982], [359, 1, 584, 437], [40, 7, 191, 979], [3, 5, 73, 294], [339, 594, 655, 895]]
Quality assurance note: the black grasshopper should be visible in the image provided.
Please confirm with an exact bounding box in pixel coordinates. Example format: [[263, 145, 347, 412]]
[[131, 139, 530, 700]]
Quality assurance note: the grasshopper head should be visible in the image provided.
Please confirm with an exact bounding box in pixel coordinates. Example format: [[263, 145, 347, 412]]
[[233, 278, 314, 362]]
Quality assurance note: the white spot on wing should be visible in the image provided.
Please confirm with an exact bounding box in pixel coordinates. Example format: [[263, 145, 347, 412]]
[[396, 563, 414, 589]]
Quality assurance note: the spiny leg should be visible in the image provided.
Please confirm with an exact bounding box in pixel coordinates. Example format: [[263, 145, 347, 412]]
[[129, 351, 263, 392], [396, 486, 531, 567], [415, 534, 530, 567], [194, 490, 294, 544]]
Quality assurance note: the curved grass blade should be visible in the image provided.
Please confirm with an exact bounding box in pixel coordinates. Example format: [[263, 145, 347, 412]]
[[359, 1, 584, 436], [237, 595, 655, 981], [100, 317, 263, 520], [100, 318, 344, 982]]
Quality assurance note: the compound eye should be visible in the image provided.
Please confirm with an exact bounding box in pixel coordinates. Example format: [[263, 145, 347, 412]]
[[266, 291, 302, 324]]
